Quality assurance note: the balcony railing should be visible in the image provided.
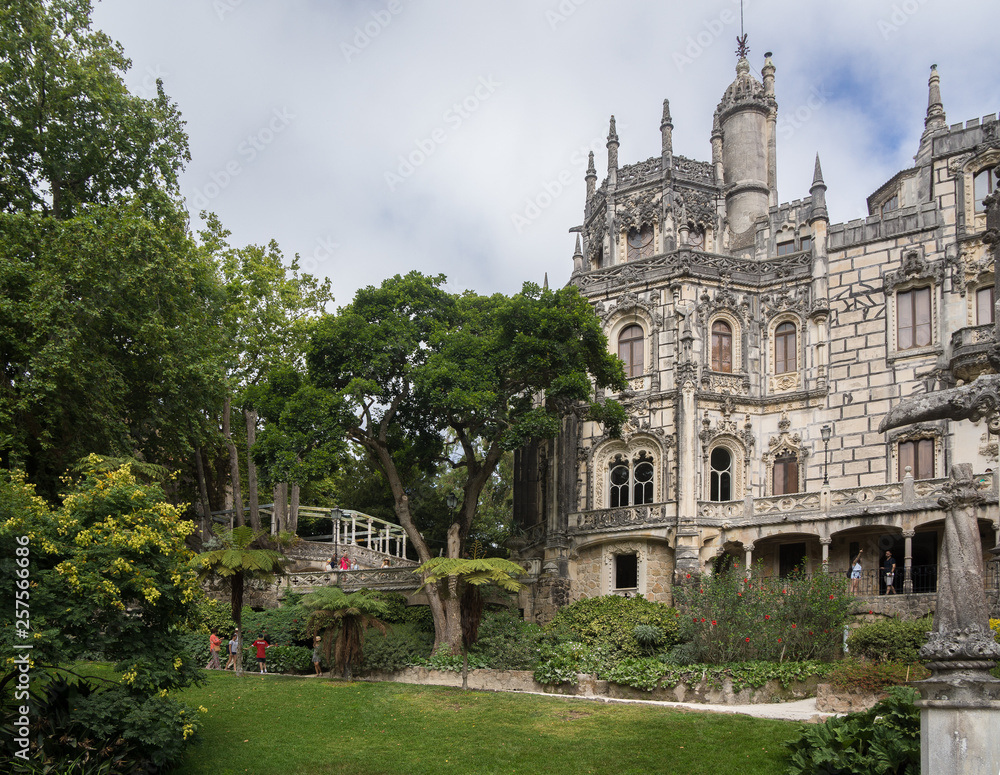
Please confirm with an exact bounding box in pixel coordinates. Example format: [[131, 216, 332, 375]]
[[569, 503, 673, 532]]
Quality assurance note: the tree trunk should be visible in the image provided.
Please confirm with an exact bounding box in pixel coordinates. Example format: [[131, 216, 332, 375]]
[[273, 482, 288, 535], [289, 482, 300, 535], [194, 447, 213, 544], [223, 395, 244, 527], [232, 569, 245, 677], [244, 407, 261, 533]]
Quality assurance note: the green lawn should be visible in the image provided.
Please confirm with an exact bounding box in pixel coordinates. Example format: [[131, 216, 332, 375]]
[[174, 672, 802, 775]]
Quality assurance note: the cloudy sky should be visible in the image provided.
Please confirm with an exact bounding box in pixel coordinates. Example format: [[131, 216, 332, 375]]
[[91, 0, 1000, 305]]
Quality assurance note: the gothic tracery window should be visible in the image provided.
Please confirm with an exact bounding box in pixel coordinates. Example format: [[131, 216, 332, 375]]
[[626, 224, 654, 261], [975, 167, 996, 213], [710, 447, 732, 501], [608, 453, 655, 507]]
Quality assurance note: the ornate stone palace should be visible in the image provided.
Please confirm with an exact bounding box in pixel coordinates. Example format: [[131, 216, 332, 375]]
[[510, 54, 1000, 622]]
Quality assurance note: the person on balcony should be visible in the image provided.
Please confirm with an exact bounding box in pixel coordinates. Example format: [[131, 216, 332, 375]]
[[850, 550, 863, 594], [883, 550, 897, 595]]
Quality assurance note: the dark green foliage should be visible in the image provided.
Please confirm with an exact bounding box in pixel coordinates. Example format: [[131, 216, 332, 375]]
[[0, 673, 200, 773], [633, 624, 664, 655], [240, 604, 311, 646], [826, 659, 930, 692], [362, 623, 435, 673], [469, 609, 544, 670], [673, 564, 853, 663], [378, 592, 435, 632], [662, 642, 700, 666], [547, 595, 681, 657], [263, 645, 314, 674], [785, 686, 920, 775], [846, 616, 933, 663]]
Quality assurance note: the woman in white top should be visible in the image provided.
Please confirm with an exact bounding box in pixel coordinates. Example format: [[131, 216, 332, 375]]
[[850, 549, 863, 594]]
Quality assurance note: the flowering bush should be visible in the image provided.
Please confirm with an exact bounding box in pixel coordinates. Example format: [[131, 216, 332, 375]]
[[673, 562, 852, 663]]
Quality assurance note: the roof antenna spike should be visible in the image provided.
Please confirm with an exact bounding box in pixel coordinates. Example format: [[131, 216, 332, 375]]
[[735, 0, 749, 59]]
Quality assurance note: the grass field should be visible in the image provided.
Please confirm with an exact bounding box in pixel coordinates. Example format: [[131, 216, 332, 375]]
[[173, 672, 802, 775]]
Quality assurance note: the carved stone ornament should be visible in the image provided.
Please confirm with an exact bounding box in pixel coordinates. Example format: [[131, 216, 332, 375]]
[[617, 192, 660, 233], [761, 288, 808, 321], [920, 626, 1000, 668], [673, 186, 717, 229], [672, 155, 715, 185], [883, 249, 946, 294], [983, 120, 1000, 149], [585, 213, 607, 264], [880, 374, 1000, 436]]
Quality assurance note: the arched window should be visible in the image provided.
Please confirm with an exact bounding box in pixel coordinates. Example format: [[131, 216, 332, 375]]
[[774, 322, 796, 374], [897, 287, 932, 350], [618, 324, 644, 378], [710, 447, 732, 501], [772, 452, 798, 495], [609, 458, 630, 507], [626, 224, 654, 261], [607, 453, 655, 507], [633, 460, 654, 505], [711, 320, 733, 373], [975, 167, 996, 213]]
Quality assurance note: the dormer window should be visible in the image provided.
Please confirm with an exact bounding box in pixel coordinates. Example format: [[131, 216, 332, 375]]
[[881, 195, 899, 217], [975, 167, 996, 213]]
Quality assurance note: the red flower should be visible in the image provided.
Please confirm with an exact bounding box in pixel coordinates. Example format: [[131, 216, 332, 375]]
[[792, 624, 797, 628], [745, 637, 750, 642], [700, 589, 704, 593], [701, 618, 706, 623], [693, 617, 698, 623], [777, 638, 782, 643], [711, 620, 717, 626], [686, 573, 691, 578], [764, 615, 770, 620], [824, 629, 829, 633], [738, 592, 742, 597], [829, 595, 835, 600], [869, 610, 873, 615], [809, 631, 813, 635]]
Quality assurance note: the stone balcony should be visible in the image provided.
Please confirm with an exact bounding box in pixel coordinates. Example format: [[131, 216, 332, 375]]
[[948, 323, 995, 382]]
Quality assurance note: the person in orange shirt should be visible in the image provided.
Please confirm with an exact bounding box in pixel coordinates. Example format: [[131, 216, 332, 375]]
[[205, 627, 222, 669]]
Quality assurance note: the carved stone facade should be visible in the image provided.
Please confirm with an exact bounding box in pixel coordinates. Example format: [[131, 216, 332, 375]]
[[512, 57, 1000, 623]]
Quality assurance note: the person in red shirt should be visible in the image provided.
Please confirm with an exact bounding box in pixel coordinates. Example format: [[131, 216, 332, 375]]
[[252, 633, 270, 674]]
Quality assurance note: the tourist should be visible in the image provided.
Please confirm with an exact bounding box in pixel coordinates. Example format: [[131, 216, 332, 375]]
[[312, 636, 323, 676], [850, 550, 863, 594], [883, 550, 897, 595], [381, 558, 391, 568], [350, 557, 359, 571], [205, 627, 222, 669], [252, 632, 270, 673], [224, 630, 239, 670], [339, 555, 350, 571], [328, 555, 337, 570]]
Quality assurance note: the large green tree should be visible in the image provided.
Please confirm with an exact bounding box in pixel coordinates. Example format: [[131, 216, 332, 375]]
[[0, 0, 227, 499], [289, 272, 626, 652]]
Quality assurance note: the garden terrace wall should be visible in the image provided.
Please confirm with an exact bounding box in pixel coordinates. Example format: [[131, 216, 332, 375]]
[[363, 668, 821, 705]]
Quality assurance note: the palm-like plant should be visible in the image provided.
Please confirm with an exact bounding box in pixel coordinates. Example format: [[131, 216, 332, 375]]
[[302, 588, 390, 680], [416, 556, 525, 689], [190, 525, 285, 675]]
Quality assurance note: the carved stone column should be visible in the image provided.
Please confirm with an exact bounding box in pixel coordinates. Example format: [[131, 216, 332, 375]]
[[915, 465, 1000, 775], [820, 537, 831, 569], [744, 543, 754, 575], [902, 529, 914, 594]]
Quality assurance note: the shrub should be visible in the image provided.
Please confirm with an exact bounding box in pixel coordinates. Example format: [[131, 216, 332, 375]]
[[990, 618, 1000, 642], [827, 659, 929, 692], [605, 657, 665, 691], [547, 596, 680, 657], [240, 603, 312, 646], [846, 616, 933, 663], [377, 592, 434, 632], [661, 642, 699, 666], [265, 645, 315, 673], [187, 595, 235, 635], [785, 686, 920, 775], [633, 624, 664, 655], [533, 641, 588, 685], [672, 563, 853, 663], [361, 623, 434, 673], [470, 609, 544, 670]]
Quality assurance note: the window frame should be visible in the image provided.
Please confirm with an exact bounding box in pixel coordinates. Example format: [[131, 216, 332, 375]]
[[617, 324, 645, 379], [626, 224, 654, 262], [709, 447, 733, 502], [898, 438, 934, 480], [772, 451, 799, 496], [896, 286, 932, 351], [773, 321, 797, 375], [977, 285, 995, 325], [711, 320, 733, 373], [975, 167, 996, 214]]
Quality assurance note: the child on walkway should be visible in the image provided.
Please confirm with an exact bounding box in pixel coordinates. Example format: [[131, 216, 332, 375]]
[[252, 633, 270, 673], [224, 630, 240, 670]]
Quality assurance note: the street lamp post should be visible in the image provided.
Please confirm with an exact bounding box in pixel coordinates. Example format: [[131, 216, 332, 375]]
[[821, 425, 832, 486], [331, 507, 342, 571]]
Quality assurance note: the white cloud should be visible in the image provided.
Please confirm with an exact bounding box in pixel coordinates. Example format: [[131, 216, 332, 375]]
[[92, 0, 1000, 303]]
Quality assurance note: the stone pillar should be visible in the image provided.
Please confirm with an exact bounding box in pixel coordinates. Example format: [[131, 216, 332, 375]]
[[903, 529, 914, 594], [820, 537, 831, 569], [744, 543, 754, 575], [916, 465, 1000, 775]]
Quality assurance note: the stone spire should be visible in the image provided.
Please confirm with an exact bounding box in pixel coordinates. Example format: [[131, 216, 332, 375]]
[[572, 234, 584, 274], [924, 64, 947, 133], [607, 115, 619, 188], [809, 153, 828, 223], [584, 151, 597, 218], [660, 98, 673, 172]]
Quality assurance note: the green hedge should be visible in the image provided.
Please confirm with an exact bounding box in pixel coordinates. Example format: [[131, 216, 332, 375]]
[[846, 616, 933, 663], [547, 596, 681, 657], [362, 623, 434, 673]]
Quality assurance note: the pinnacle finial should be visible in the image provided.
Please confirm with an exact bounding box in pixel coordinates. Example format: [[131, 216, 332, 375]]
[[925, 64, 946, 132], [607, 115, 618, 143], [586, 151, 596, 176], [812, 153, 825, 187], [573, 234, 583, 257], [543, 272, 549, 291], [661, 98, 672, 126]]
